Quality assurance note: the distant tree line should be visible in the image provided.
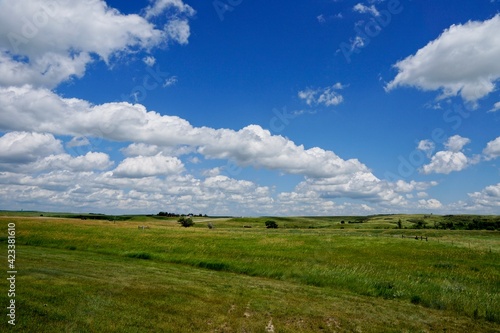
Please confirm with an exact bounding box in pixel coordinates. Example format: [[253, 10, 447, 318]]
[[406, 215, 500, 231], [157, 212, 207, 217], [75, 215, 130, 221], [435, 216, 500, 231]]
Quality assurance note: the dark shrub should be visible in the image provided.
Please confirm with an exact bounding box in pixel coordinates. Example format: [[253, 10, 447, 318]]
[[197, 261, 229, 271], [126, 252, 151, 260], [265, 220, 278, 229], [178, 217, 194, 227], [411, 295, 421, 304]]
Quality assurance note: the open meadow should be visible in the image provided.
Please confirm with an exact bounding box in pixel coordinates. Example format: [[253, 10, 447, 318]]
[[0, 213, 499, 332]]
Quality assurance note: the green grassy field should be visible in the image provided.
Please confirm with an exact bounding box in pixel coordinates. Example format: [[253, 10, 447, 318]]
[[0, 213, 499, 332]]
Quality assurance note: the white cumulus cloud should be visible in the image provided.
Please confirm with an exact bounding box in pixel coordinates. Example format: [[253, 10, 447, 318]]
[[0, 132, 112, 173], [143, 56, 156, 67], [298, 83, 345, 107], [417, 139, 436, 157], [445, 135, 471, 152], [32, 152, 113, 172], [483, 137, 500, 160], [113, 154, 184, 178], [0, 85, 444, 212], [420, 136, 476, 175], [468, 183, 500, 208], [0, 0, 193, 88], [0, 131, 63, 163], [418, 199, 443, 209], [144, 0, 195, 19], [489, 102, 500, 112], [421, 151, 468, 175], [164, 19, 191, 45], [0, 86, 368, 180], [386, 14, 500, 103], [353, 3, 380, 16]]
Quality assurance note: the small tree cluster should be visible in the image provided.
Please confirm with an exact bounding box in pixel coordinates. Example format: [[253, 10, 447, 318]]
[[265, 220, 278, 229], [178, 217, 194, 228], [158, 211, 180, 217], [159, 212, 208, 217]]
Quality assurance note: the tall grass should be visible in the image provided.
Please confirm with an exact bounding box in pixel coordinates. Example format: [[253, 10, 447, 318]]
[[5, 217, 499, 322], [0, 216, 499, 331]]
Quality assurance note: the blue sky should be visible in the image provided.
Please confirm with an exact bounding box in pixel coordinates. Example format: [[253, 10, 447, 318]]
[[0, 0, 499, 215]]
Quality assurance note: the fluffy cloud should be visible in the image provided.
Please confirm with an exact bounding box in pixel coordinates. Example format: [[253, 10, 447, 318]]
[[113, 154, 184, 178], [163, 76, 178, 87], [0, 0, 193, 88], [0, 85, 450, 213], [122, 143, 163, 157], [0, 131, 112, 173], [0, 131, 63, 163], [489, 102, 500, 112], [198, 125, 369, 178], [0, 52, 90, 89], [418, 199, 443, 209], [144, 0, 195, 19], [445, 135, 471, 152], [32, 152, 113, 172], [421, 151, 471, 175], [483, 137, 500, 160], [200, 176, 274, 213], [421, 136, 476, 174], [297, 176, 406, 206], [0, 167, 277, 215], [164, 19, 191, 45], [386, 14, 500, 103], [66, 136, 90, 148], [417, 139, 435, 157], [0, 149, 445, 215], [143, 56, 156, 67], [291, 174, 436, 208], [121, 143, 194, 157], [353, 3, 380, 16], [298, 83, 345, 107], [0, 86, 368, 180], [276, 191, 337, 215], [393, 180, 438, 193], [468, 183, 500, 208]]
